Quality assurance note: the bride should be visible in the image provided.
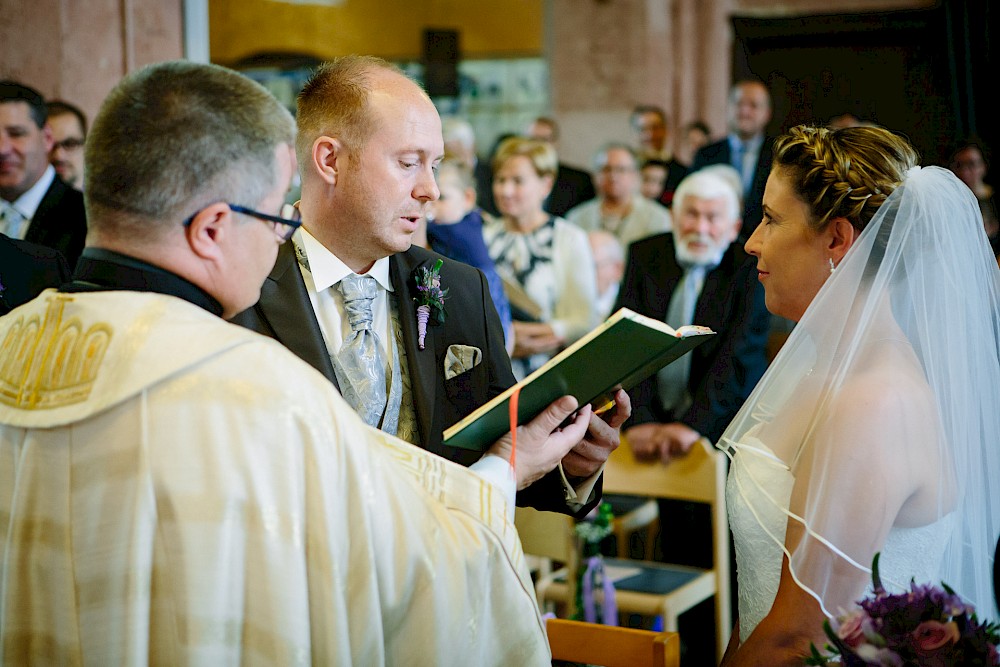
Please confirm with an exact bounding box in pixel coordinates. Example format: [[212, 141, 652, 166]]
[[720, 125, 1000, 664]]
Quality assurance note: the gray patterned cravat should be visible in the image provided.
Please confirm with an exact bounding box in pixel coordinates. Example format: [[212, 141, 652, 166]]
[[1, 201, 27, 240], [335, 273, 388, 428]]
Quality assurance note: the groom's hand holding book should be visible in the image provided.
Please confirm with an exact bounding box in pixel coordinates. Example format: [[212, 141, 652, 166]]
[[565, 387, 631, 482]]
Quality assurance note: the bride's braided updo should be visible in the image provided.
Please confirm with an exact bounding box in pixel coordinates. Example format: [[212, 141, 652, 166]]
[[772, 125, 919, 233]]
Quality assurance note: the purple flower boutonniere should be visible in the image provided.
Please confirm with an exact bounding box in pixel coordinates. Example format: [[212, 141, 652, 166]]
[[413, 259, 448, 350]]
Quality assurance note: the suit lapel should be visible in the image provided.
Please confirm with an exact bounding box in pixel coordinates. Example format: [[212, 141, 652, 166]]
[[25, 179, 65, 247], [644, 240, 682, 320], [32, 178, 65, 222], [259, 242, 338, 386], [390, 251, 438, 447]]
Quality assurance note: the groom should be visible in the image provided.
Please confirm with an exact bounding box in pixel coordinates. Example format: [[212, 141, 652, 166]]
[[232, 55, 628, 516]]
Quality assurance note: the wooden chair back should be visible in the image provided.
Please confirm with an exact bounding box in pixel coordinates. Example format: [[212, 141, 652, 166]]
[[515, 506, 579, 616], [602, 437, 732, 657], [603, 436, 722, 504], [546, 618, 680, 667]]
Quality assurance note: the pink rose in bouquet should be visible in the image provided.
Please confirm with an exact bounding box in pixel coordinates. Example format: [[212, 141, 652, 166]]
[[807, 554, 999, 666]]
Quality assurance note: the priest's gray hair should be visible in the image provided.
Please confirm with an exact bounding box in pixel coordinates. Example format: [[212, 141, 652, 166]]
[[85, 60, 295, 239]]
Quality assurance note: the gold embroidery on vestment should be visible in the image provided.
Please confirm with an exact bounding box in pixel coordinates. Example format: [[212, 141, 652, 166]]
[[0, 294, 112, 409]]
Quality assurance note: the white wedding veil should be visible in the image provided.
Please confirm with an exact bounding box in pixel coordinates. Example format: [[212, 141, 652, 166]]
[[721, 164, 1000, 622]]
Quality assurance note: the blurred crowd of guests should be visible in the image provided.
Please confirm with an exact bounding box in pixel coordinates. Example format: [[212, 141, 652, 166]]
[[4, 74, 996, 358], [417, 79, 998, 386]]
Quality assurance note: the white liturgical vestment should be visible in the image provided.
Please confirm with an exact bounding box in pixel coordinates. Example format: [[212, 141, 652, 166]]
[[0, 290, 549, 665]]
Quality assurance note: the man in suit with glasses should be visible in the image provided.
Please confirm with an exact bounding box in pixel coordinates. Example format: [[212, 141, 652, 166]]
[[0, 59, 585, 663]]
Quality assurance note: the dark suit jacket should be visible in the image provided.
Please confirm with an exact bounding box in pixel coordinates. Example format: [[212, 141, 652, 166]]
[[0, 234, 71, 314], [655, 158, 689, 208], [614, 233, 770, 443], [545, 163, 596, 218], [23, 176, 87, 272], [690, 135, 774, 240], [231, 242, 592, 514], [474, 158, 497, 216]]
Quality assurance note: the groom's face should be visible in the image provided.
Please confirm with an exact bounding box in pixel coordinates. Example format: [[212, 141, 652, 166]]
[[319, 74, 444, 274]]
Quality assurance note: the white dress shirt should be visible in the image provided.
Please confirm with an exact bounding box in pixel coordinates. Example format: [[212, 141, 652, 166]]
[[296, 227, 395, 363], [2, 165, 55, 239]]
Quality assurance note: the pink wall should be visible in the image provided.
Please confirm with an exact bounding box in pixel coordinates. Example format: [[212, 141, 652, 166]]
[[0, 0, 183, 126]]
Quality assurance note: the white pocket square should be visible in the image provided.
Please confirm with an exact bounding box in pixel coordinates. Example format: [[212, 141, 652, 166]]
[[444, 344, 483, 380]]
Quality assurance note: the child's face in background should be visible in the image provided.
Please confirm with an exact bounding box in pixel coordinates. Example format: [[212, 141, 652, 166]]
[[430, 171, 472, 224], [640, 164, 667, 199]]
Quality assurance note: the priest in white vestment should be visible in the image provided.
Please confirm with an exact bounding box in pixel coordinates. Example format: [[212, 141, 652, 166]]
[[0, 60, 593, 666]]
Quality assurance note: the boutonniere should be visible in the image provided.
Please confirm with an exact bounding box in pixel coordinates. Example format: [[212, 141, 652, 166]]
[[413, 259, 448, 350]]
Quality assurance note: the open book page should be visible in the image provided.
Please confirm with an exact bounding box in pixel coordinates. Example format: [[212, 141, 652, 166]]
[[442, 307, 715, 450]]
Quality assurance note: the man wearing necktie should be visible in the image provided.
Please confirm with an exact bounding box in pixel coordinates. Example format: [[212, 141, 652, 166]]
[[613, 167, 770, 665], [233, 56, 628, 517], [690, 79, 774, 240], [1, 81, 87, 269], [0, 61, 583, 662]]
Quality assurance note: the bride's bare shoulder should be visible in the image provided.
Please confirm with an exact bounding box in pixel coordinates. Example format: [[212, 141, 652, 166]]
[[828, 343, 938, 446]]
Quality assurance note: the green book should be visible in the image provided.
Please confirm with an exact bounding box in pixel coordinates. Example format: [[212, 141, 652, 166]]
[[442, 307, 715, 451]]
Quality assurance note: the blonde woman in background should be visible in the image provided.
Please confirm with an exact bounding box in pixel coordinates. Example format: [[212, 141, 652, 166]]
[[483, 137, 600, 379]]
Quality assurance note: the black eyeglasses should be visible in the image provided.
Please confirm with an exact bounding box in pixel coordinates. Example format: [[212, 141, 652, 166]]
[[52, 137, 85, 152], [184, 202, 302, 242]]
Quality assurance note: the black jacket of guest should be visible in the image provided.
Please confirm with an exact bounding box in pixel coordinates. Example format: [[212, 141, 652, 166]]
[[655, 158, 689, 208], [0, 234, 71, 315], [23, 176, 87, 271], [545, 163, 596, 218]]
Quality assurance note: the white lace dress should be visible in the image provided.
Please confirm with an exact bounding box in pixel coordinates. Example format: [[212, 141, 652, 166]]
[[727, 437, 956, 643]]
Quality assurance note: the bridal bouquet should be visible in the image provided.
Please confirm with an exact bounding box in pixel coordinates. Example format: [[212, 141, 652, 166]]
[[806, 554, 1000, 666]]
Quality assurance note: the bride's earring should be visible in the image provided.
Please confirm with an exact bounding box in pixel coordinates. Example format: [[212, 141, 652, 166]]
[[828, 258, 836, 274]]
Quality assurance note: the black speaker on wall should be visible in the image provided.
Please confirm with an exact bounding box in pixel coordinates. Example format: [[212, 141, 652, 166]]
[[423, 29, 459, 97]]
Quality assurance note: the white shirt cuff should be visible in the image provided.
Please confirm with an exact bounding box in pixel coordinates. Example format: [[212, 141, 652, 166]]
[[470, 453, 517, 522], [558, 462, 605, 511]]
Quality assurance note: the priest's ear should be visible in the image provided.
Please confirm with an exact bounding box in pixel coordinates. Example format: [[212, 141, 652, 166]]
[[184, 202, 233, 262], [826, 216, 858, 264]]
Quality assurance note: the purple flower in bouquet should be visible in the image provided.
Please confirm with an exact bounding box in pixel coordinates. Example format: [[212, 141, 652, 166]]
[[807, 553, 1000, 666], [412, 259, 448, 350]]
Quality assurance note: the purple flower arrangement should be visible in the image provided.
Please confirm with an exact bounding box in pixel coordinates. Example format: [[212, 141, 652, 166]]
[[806, 554, 1000, 666], [413, 259, 448, 350]]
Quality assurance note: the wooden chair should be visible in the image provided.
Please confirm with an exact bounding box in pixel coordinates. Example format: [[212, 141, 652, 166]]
[[606, 493, 660, 559], [546, 618, 680, 667], [514, 506, 579, 617], [532, 438, 732, 661]]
